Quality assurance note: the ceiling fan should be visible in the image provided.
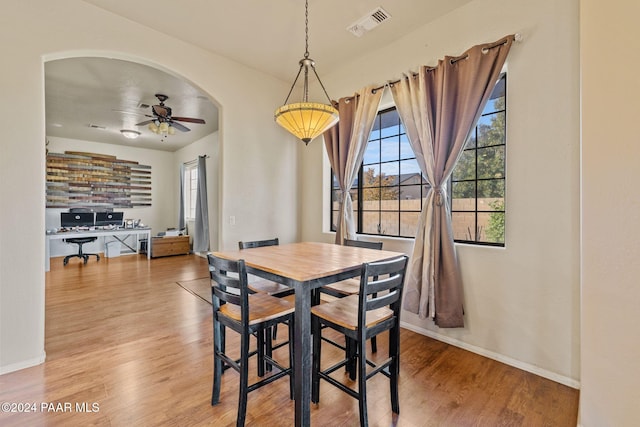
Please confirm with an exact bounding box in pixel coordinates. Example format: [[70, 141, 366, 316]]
[[136, 94, 206, 133]]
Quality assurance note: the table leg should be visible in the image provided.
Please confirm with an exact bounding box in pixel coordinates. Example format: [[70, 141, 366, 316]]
[[146, 231, 151, 260], [294, 281, 311, 427]]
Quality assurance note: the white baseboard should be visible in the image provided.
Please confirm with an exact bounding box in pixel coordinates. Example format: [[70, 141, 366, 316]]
[[0, 352, 46, 375], [400, 321, 580, 390]]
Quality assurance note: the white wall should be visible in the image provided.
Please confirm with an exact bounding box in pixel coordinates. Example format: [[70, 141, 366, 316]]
[[0, 0, 298, 373], [45, 136, 175, 257], [175, 131, 220, 252], [580, 1, 640, 425], [301, 0, 581, 386]]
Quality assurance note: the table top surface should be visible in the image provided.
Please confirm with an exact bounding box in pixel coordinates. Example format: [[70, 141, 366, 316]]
[[213, 241, 404, 282]]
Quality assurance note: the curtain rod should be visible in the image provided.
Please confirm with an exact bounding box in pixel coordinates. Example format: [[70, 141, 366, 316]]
[[343, 34, 522, 100], [183, 154, 210, 166]]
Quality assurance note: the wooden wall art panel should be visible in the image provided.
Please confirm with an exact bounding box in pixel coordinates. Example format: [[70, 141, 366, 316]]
[[46, 151, 152, 208]]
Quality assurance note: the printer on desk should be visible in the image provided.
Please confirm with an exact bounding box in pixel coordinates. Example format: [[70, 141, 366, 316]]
[[157, 227, 186, 237]]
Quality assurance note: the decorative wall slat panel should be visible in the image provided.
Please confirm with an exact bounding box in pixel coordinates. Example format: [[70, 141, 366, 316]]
[[46, 151, 152, 208]]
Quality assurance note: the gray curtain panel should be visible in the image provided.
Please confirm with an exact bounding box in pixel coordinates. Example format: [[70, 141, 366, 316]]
[[390, 35, 514, 327], [193, 155, 210, 252], [178, 163, 186, 230], [323, 85, 383, 245]]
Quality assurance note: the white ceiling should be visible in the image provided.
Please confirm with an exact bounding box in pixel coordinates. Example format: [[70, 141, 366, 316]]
[[45, 58, 218, 152], [46, 0, 473, 151]]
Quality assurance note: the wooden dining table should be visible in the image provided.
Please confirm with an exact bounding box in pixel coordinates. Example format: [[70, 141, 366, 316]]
[[212, 241, 405, 426]]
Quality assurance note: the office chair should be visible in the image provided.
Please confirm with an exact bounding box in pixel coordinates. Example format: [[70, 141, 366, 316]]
[[63, 237, 100, 265]]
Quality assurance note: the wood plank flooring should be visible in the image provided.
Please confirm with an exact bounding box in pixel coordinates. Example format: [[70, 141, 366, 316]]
[[0, 254, 579, 426]]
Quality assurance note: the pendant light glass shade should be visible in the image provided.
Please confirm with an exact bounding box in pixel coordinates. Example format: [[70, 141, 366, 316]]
[[275, 102, 338, 145], [274, 0, 338, 145]]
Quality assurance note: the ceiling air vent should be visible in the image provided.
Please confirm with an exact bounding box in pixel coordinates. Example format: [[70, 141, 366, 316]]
[[347, 7, 391, 37], [88, 124, 107, 130]]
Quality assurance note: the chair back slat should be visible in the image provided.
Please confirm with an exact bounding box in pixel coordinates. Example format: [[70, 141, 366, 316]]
[[366, 288, 401, 312], [239, 238, 279, 249], [208, 254, 249, 314], [358, 256, 408, 329], [365, 274, 403, 296], [344, 239, 383, 250]]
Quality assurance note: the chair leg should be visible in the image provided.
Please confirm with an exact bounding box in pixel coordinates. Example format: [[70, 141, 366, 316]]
[[288, 317, 295, 401], [371, 292, 378, 353], [211, 319, 223, 405], [221, 324, 226, 362], [237, 330, 250, 427], [390, 327, 400, 414], [265, 328, 273, 373], [257, 327, 265, 377], [357, 338, 369, 427], [346, 337, 356, 381], [311, 315, 321, 404]]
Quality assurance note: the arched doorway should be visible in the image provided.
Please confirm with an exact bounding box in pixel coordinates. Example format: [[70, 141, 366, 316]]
[[44, 55, 220, 260]]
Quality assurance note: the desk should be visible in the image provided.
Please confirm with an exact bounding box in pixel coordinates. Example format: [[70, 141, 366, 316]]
[[213, 241, 404, 427], [45, 227, 151, 271]]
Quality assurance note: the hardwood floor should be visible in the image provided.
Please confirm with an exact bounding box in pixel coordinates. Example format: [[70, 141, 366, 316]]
[[0, 254, 579, 426]]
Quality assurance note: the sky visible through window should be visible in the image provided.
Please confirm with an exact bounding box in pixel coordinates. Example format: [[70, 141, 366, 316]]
[[363, 109, 421, 180]]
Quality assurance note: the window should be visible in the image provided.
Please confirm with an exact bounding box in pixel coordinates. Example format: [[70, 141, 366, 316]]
[[331, 108, 429, 238], [450, 73, 506, 245], [330, 73, 506, 246], [184, 163, 198, 220]]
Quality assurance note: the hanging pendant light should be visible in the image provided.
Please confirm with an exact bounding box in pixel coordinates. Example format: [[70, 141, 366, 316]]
[[274, 0, 339, 145]]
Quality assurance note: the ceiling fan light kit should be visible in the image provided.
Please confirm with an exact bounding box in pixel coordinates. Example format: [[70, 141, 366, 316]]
[[274, 0, 338, 145]]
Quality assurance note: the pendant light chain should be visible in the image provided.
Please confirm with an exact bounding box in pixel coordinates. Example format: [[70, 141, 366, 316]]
[[303, 0, 310, 101], [304, 0, 309, 59]]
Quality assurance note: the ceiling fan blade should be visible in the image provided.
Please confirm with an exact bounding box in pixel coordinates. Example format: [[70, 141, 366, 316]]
[[170, 121, 191, 132], [171, 116, 206, 124], [135, 119, 154, 126]]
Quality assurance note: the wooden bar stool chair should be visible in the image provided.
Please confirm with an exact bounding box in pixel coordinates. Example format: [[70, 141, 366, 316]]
[[238, 238, 294, 299], [238, 238, 294, 371], [320, 239, 383, 299], [208, 254, 295, 427], [320, 239, 384, 360], [311, 255, 408, 427]]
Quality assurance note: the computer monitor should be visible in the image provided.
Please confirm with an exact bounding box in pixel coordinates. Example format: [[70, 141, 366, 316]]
[[60, 212, 95, 228], [95, 212, 124, 227]]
